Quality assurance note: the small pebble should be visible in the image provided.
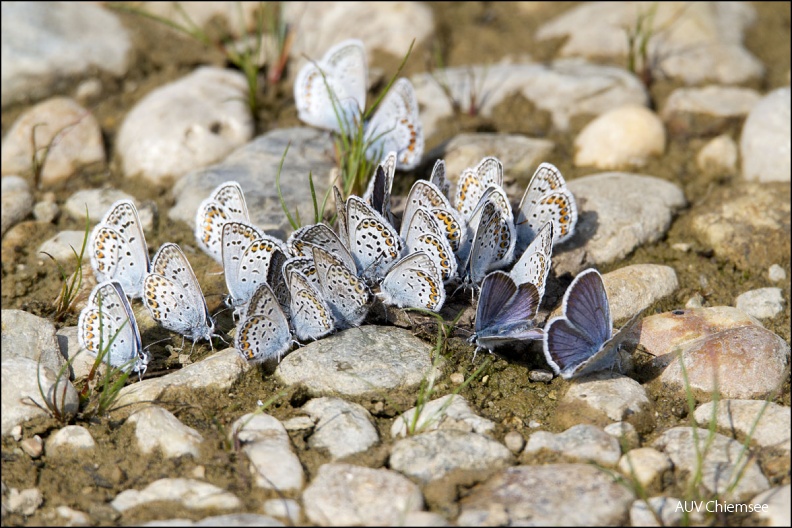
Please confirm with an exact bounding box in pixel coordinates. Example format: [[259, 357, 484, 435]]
[[504, 431, 526, 454], [20, 435, 43, 458], [529, 369, 553, 383], [685, 293, 705, 309], [450, 372, 465, 384], [190, 465, 206, 480], [11, 425, 23, 441], [528, 420, 542, 428], [671, 242, 691, 252], [769, 264, 786, 282], [33, 201, 59, 223]]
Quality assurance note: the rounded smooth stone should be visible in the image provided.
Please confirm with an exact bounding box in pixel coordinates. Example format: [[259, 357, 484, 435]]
[[275, 326, 434, 397], [523, 424, 622, 467], [554, 372, 655, 434], [734, 288, 785, 319], [127, 406, 203, 459], [441, 133, 554, 184], [656, 325, 789, 400], [116, 67, 253, 184], [457, 464, 634, 525], [741, 87, 791, 182], [574, 105, 666, 169], [1, 176, 33, 236], [618, 448, 672, 493], [1, 97, 105, 186], [697, 134, 738, 175], [661, 85, 760, 136], [45, 425, 95, 455], [302, 463, 424, 527]]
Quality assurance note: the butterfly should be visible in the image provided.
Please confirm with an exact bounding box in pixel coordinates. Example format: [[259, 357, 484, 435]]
[[90, 200, 150, 299], [400, 179, 465, 255], [377, 251, 446, 312], [345, 196, 404, 281], [364, 78, 424, 170], [294, 39, 423, 170], [515, 162, 578, 251], [287, 269, 335, 341], [287, 222, 357, 272], [469, 271, 543, 359], [509, 221, 554, 305], [402, 208, 458, 283], [460, 200, 516, 288], [221, 221, 287, 317], [455, 156, 504, 219], [143, 243, 215, 343], [195, 181, 252, 264], [78, 281, 149, 377], [312, 246, 372, 328], [235, 283, 293, 364], [429, 159, 451, 200], [294, 38, 367, 133], [362, 151, 397, 225], [543, 268, 641, 379]]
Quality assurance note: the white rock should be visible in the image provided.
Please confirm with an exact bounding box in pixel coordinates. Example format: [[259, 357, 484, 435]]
[[1, 3, 131, 107], [574, 105, 665, 169], [302, 463, 424, 527], [1, 176, 33, 236], [412, 59, 647, 138], [768, 264, 786, 282], [694, 399, 790, 454], [116, 67, 254, 185], [33, 200, 59, 224], [37, 230, 89, 263], [664, 85, 761, 117], [231, 413, 304, 491], [111, 478, 242, 512], [601, 264, 679, 322], [503, 431, 526, 454], [1, 309, 64, 373], [276, 326, 435, 398], [402, 511, 450, 527], [524, 424, 622, 467], [63, 189, 132, 224], [735, 287, 785, 319], [553, 173, 686, 276], [1, 97, 105, 186], [457, 464, 633, 525], [1, 356, 79, 436], [113, 349, 250, 415], [45, 425, 95, 454], [618, 448, 672, 493], [19, 435, 43, 458], [55, 505, 91, 526], [284, 2, 434, 66], [697, 134, 739, 175], [281, 416, 315, 431], [391, 394, 495, 438], [536, 2, 763, 85], [302, 397, 378, 459], [390, 429, 513, 483], [741, 87, 791, 182], [752, 485, 791, 527], [652, 427, 769, 501], [141, 514, 284, 527], [6, 488, 43, 516], [127, 406, 203, 458], [554, 372, 655, 434]]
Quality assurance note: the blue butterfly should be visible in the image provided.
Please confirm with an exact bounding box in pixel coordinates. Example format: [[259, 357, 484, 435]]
[[469, 271, 543, 358], [543, 268, 641, 379]]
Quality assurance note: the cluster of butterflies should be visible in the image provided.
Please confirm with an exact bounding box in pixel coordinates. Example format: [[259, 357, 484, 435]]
[[294, 38, 423, 170], [77, 150, 640, 382]]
